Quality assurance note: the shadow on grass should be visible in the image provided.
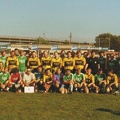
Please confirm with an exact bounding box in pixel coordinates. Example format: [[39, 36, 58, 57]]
[[96, 108, 120, 116]]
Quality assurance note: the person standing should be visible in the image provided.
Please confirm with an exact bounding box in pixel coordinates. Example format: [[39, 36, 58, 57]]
[[6, 51, 19, 72], [27, 51, 41, 73], [85, 51, 100, 75]]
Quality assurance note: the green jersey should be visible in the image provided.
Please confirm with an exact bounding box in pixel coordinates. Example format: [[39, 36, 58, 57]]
[[94, 73, 106, 85], [107, 59, 117, 71], [73, 73, 85, 83], [63, 73, 73, 82], [0, 56, 7, 68], [0, 72, 10, 84], [18, 56, 27, 72]]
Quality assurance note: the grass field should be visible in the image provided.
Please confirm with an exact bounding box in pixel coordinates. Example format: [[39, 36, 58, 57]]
[[0, 92, 120, 120]]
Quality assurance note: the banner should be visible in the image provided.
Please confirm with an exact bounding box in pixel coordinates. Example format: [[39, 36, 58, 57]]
[[51, 46, 58, 50]]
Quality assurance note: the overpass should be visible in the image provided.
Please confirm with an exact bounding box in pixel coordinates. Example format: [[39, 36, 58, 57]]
[[0, 35, 94, 46]]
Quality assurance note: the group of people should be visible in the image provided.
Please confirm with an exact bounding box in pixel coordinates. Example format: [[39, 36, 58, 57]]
[[0, 48, 119, 94]]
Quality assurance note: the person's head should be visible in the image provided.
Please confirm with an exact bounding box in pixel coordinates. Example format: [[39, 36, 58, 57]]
[[67, 51, 71, 58], [99, 52, 104, 57], [26, 68, 31, 75], [10, 51, 15, 57], [61, 50, 65, 55], [86, 68, 92, 75], [12, 67, 19, 74], [14, 48, 19, 56], [54, 51, 59, 58], [37, 66, 43, 73], [118, 53, 120, 58], [76, 51, 82, 57], [56, 68, 61, 74], [91, 51, 96, 58], [76, 68, 81, 74], [4, 67, 8, 74], [32, 51, 37, 58], [66, 69, 71, 75], [43, 51, 48, 57], [1, 50, 6, 57], [20, 50, 25, 56], [97, 68, 103, 75], [45, 69, 51, 75], [110, 53, 114, 60], [83, 52, 88, 58], [108, 69, 113, 76]]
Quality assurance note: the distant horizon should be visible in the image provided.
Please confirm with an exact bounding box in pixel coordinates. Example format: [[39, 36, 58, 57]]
[[0, 34, 96, 43]]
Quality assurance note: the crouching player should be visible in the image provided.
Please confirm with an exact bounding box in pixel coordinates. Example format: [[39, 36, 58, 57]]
[[0, 68, 10, 91], [52, 68, 63, 93], [84, 68, 99, 93], [34, 66, 44, 92], [106, 69, 118, 93], [94, 69, 106, 93], [22, 68, 36, 91], [73, 68, 88, 93], [62, 69, 74, 94], [9, 68, 22, 92], [43, 69, 53, 93]]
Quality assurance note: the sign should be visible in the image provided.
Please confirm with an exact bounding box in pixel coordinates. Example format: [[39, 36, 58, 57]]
[[71, 46, 78, 50], [24, 86, 34, 93], [51, 46, 58, 50]]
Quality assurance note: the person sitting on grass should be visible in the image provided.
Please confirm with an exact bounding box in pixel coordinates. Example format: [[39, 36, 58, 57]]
[[73, 68, 88, 93], [94, 68, 106, 93], [9, 67, 22, 92], [84, 68, 99, 93], [22, 68, 36, 91], [52, 68, 63, 93], [106, 69, 118, 93], [62, 69, 74, 94], [34, 66, 44, 93], [0, 67, 10, 91], [43, 69, 53, 93]]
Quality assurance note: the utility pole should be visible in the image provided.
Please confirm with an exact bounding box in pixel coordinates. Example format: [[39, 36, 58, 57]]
[[69, 32, 72, 44], [108, 37, 110, 50], [98, 38, 100, 51]]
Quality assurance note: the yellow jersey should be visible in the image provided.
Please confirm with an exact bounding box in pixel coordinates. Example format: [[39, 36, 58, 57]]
[[51, 57, 62, 72], [43, 73, 52, 83], [106, 74, 118, 84], [27, 57, 41, 70], [84, 74, 94, 84], [74, 56, 86, 70], [41, 56, 52, 69], [63, 57, 75, 70], [6, 56, 19, 71]]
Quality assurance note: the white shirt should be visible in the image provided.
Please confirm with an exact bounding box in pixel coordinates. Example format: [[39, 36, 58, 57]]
[[23, 72, 35, 83]]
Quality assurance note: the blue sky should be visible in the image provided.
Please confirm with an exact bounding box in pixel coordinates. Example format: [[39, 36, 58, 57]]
[[0, 0, 120, 42]]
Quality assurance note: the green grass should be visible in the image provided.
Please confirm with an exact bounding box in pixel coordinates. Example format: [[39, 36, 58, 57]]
[[0, 92, 120, 120]]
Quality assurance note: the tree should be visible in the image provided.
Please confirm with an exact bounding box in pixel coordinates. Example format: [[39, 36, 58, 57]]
[[95, 33, 120, 51], [35, 37, 49, 44]]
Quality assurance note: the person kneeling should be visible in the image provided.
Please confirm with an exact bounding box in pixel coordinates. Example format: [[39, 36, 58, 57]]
[[73, 68, 88, 93], [43, 69, 53, 93], [106, 69, 118, 93], [62, 69, 74, 94], [52, 68, 63, 93], [22, 68, 36, 92], [9, 68, 22, 92], [0, 68, 10, 91], [84, 68, 99, 93]]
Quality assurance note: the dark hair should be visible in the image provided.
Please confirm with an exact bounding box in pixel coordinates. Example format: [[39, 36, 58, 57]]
[[11, 68, 19, 74]]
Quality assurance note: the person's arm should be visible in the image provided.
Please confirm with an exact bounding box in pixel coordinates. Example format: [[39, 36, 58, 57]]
[[16, 57, 19, 68], [38, 58, 41, 66]]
